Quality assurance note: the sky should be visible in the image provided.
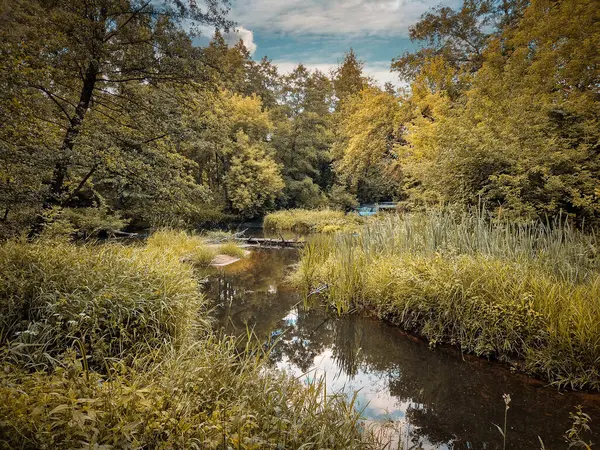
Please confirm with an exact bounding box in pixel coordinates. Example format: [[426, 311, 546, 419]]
[[210, 0, 461, 87]]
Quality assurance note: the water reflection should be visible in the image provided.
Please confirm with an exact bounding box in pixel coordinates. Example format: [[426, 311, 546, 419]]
[[205, 248, 600, 449]]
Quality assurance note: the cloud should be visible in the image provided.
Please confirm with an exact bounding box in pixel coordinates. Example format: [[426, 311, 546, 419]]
[[230, 0, 459, 36], [224, 26, 258, 55], [272, 60, 401, 88]]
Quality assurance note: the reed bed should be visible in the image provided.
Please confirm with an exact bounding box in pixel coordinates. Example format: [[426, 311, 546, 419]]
[[0, 235, 375, 449], [264, 208, 366, 233], [293, 209, 600, 389], [146, 228, 217, 266]]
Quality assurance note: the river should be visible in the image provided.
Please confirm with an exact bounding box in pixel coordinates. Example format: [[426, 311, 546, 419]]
[[205, 246, 600, 449]]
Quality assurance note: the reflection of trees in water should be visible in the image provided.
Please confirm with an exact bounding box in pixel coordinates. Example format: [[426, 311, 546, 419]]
[[331, 315, 364, 379], [354, 321, 600, 450], [207, 249, 300, 338], [270, 309, 333, 372], [206, 249, 600, 450]]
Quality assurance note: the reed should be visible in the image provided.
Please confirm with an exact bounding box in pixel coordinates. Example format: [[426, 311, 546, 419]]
[[0, 238, 205, 371], [218, 241, 247, 259], [294, 209, 600, 389], [0, 334, 378, 449], [146, 228, 217, 266]]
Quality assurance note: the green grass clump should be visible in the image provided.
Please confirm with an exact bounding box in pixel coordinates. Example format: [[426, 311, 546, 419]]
[[0, 238, 204, 371], [264, 209, 366, 234], [294, 209, 600, 390], [218, 241, 247, 258], [146, 228, 216, 266], [0, 237, 377, 449]]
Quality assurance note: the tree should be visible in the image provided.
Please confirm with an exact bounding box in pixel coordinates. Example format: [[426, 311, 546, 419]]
[[392, 1, 528, 81], [332, 87, 403, 203], [398, 0, 600, 223], [225, 131, 284, 218], [333, 49, 367, 105], [0, 0, 231, 231], [272, 65, 335, 208], [181, 89, 284, 218]]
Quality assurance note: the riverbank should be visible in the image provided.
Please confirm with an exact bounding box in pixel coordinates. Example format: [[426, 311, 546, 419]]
[[292, 210, 600, 390], [0, 232, 376, 449]]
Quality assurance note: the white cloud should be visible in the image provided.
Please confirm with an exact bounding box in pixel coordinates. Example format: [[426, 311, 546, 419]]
[[272, 60, 401, 88], [230, 0, 458, 36], [224, 26, 258, 55]]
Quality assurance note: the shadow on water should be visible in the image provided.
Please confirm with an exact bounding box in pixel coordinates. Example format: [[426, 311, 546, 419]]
[[205, 247, 600, 449]]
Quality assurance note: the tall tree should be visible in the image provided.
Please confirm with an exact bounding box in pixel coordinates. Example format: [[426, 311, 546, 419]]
[[398, 0, 600, 222], [0, 0, 231, 231], [332, 87, 403, 203], [272, 65, 335, 208], [333, 49, 367, 105]]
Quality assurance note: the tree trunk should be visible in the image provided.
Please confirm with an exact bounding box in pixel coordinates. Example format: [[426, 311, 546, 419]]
[[48, 60, 99, 204]]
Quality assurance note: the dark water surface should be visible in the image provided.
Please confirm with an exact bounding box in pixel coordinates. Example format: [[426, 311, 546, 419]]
[[205, 247, 600, 449]]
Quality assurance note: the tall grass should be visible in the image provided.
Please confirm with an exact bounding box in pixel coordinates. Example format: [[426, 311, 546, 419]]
[[0, 238, 205, 371], [293, 209, 600, 389], [146, 228, 217, 266], [264, 209, 366, 233], [0, 235, 377, 449], [0, 336, 376, 449]]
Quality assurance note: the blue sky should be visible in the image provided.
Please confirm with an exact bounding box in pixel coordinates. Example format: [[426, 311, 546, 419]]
[[211, 0, 461, 86]]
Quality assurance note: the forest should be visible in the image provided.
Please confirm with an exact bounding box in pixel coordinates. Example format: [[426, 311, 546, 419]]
[[0, 0, 599, 448], [2, 0, 597, 237]]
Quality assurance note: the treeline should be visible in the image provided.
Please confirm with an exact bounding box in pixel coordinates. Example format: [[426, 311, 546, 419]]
[[1, 0, 598, 237]]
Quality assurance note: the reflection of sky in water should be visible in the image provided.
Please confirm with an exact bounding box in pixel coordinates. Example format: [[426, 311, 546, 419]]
[[277, 347, 450, 449], [282, 310, 297, 326], [278, 348, 409, 419]]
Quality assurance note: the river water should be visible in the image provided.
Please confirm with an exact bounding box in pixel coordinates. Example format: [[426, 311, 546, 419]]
[[205, 247, 600, 449]]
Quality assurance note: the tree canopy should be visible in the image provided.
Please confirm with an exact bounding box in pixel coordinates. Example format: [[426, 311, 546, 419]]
[[1, 0, 598, 236]]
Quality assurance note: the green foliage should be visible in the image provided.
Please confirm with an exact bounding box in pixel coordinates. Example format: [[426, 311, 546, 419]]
[[333, 87, 403, 203], [395, 0, 600, 224], [61, 207, 128, 237], [0, 0, 230, 234], [225, 131, 284, 218], [333, 49, 368, 104], [272, 65, 335, 208], [0, 337, 375, 450], [294, 209, 600, 389]]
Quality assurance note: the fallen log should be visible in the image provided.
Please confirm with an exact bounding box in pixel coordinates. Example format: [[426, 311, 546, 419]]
[[235, 236, 305, 248]]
